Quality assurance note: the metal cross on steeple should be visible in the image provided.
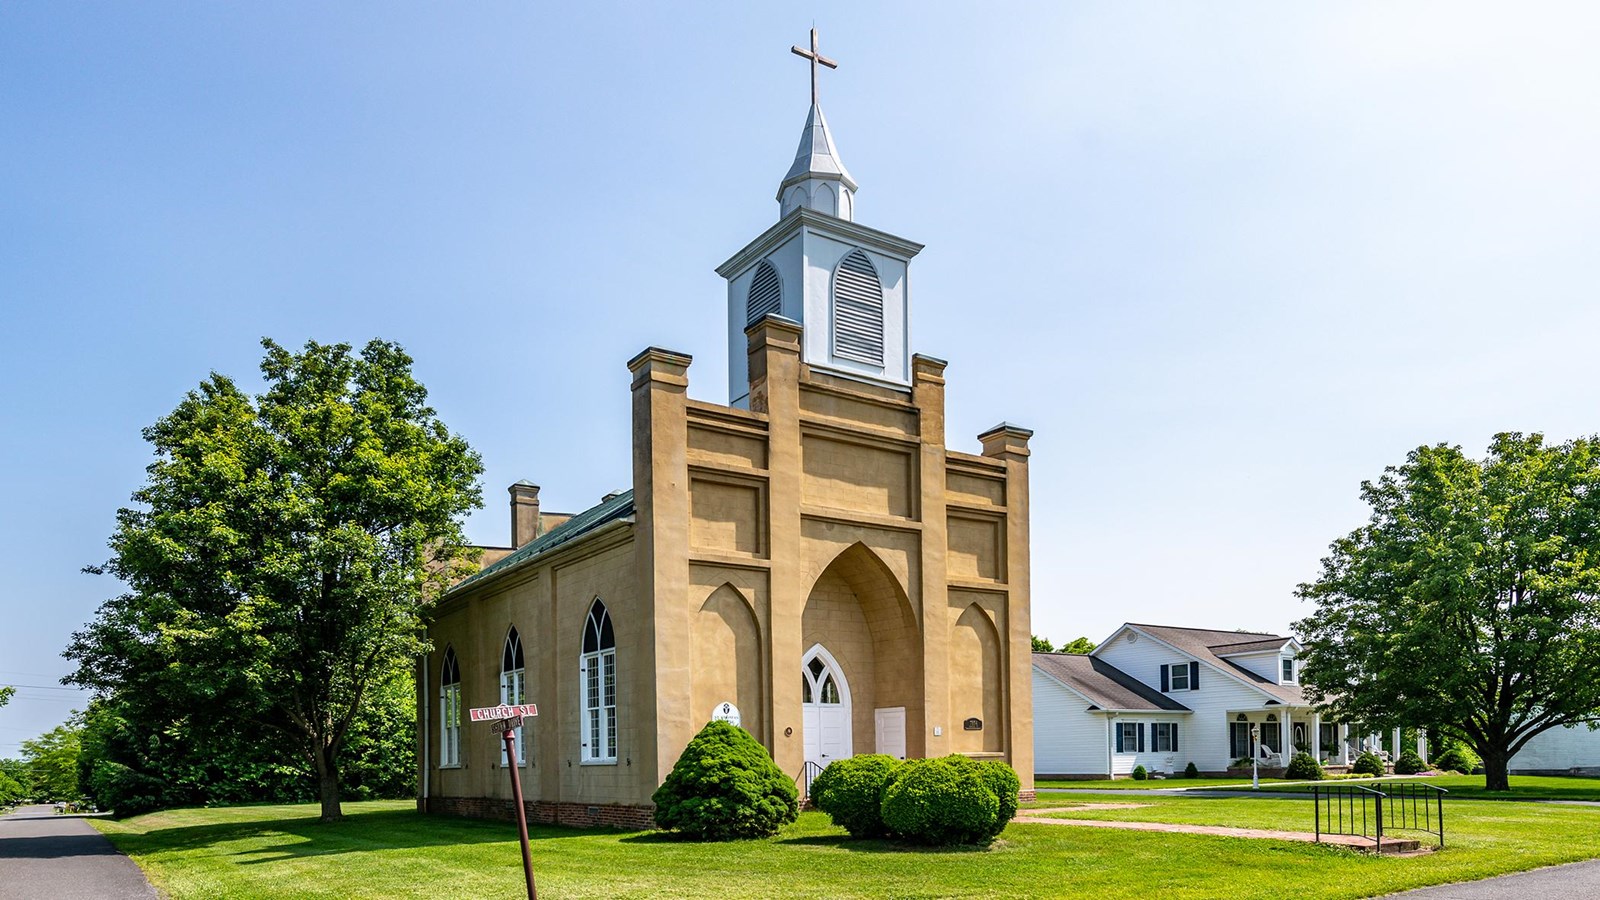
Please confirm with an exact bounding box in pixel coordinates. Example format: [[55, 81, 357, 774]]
[[790, 27, 837, 106]]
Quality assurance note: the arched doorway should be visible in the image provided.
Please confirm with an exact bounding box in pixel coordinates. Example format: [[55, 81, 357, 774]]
[[802, 645, 852, 767]]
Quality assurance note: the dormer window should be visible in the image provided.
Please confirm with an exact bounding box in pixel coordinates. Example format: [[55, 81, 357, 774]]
[[1281, 658, 1295, 683], [1169, 663, 1190, 690]]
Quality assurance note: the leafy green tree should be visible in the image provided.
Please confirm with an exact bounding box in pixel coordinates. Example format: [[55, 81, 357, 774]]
[[1296, 433, 1600, 791], [21, 715, 84, 801], [1030, 635, 1054, 652], [1058, 637, 1097, 654], [0, 685, 13, 708], [67, 339, 482, 820]]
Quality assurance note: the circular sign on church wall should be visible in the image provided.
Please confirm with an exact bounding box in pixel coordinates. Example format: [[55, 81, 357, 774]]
[[712, 702, 742, 728]]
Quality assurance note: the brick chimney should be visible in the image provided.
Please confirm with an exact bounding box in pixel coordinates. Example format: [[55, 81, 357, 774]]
[[509, 481, 541, 548]]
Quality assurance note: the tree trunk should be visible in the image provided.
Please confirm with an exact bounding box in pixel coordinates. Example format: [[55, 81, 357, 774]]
[[314, 743, 343, 822], [1481, 746, 1511, 792]]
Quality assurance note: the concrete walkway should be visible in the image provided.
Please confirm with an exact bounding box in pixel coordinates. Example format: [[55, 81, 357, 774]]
[[1012, 814, 1422, 852], [0, 805, 156, 900], [1381, 858, 1600, 897]]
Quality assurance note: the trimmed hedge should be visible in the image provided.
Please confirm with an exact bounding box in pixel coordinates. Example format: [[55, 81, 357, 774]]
[[652, 721, 798, 840], [811, 754, 901, 838], [1184, 762, 1199, 779], [1131, 765, 1148, 781], [977, 760, 1020, 833], [1285, 751, 1324, 781], [1352, 751, 1386, 777], [880, 756, 1000, 846]]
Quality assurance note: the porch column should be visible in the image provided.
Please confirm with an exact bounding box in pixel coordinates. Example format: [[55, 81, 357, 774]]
[[1391, 727, 1402, 764], [1338, 723, 1350, 765], [1311, 712, 1322, 762], [1418, 728, 1428, 763], [1281, 710, 1293, 766]]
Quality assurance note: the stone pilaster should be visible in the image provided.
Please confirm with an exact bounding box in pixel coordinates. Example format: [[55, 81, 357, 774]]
[[979, 422, 1034, 791], [746, 315, 805, 776], [628, 347, 694, 785], [913, 354, 949, 759]]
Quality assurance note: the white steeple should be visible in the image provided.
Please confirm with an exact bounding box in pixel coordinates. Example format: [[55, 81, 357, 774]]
[[778, 28, 856, 220], [718, 28, 923, 408], [777, 103, 857, 220]]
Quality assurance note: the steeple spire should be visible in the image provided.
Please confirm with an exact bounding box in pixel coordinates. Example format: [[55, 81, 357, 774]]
[[777, 28, 857, 221]]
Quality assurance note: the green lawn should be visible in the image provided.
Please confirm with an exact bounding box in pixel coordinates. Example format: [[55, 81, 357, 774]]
[[1035, 777, 1291, 791], [93, 794, 1600, 900], [1252, 775, 1600, 802]]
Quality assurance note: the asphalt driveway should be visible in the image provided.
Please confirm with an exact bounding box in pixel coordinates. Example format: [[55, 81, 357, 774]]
[[0, 804, 156, 899]]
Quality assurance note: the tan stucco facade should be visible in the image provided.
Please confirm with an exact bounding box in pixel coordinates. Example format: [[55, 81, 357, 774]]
[[419, 316, 1033, 824]]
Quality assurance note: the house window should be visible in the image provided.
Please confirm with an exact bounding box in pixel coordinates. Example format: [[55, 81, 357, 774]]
[[1230, 721, 1252, 759], [831, 249, 885, 365], [1118, 722, 1139, 753], [1281, 658, 1295, 683], [1169, 664, 1189, 691], [1153, 722, 1178, 753], [440, 647, 461, 767], [581, 599, 617, 763], [1260, 717, 1282, 754], [501, 628, 527, 765]]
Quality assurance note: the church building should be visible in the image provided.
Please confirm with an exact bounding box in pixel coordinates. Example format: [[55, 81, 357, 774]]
[[417, 33, 1035, 827]]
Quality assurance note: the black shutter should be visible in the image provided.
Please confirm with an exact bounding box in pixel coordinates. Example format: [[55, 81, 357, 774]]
[[1137, 723, 1146, 753], [1116, 724, 1124, 753], [1190, 661, 1200, 690], [1172, 725, 1179, 752], [1160, 664, 1169, 692]]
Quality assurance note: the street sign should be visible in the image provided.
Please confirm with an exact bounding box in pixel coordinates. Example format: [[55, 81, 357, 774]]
[[470, 704, 538, 722], [490, 715, 523, 735]]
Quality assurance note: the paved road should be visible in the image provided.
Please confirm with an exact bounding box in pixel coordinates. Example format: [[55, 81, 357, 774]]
[[1383, 858, 1600, 897], [0, 805, 156, 899]]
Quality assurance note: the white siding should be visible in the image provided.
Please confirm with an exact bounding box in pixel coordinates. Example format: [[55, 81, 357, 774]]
[[1511, 724, 1600, 774], [1106, 715, 1189, 776], [1092, 627, 1297, 772], [1227, 651, 1282, 682], [1032, 669, 1110, 776]]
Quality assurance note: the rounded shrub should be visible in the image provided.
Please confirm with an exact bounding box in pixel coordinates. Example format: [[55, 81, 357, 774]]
[[1352, 751, 1386, 777], [811, 754, 901, 838], [1131, 765, 1148, 781], [880, 756, 1001, 846], [1285, 751, 1324, 781], [1432, 744, 1480, 775], [652, 720, 798, 840], [1184, 762, 1200, 779], [977, 760, 1021, 833], [1394, 749, 1425, 775]]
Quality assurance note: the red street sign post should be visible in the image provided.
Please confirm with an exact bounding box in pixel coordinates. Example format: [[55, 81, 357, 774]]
[[470, 704, 540, 900]]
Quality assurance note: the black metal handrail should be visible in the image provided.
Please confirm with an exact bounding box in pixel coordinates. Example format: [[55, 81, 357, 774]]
[[1312, 783, 1386, 851], [1312, 781, 1448, 852], [798, 760, 825, 799], [1381, 781, 1448, 848]]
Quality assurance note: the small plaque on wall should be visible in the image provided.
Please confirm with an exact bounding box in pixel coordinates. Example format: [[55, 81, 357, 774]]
[[963, 717, 983, 731], [712, 702, 742, 728]]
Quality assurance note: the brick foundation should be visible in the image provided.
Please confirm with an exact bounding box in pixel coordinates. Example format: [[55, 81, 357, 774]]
[[423, 795, 656, 831], [1017, 790, 1035, 802]]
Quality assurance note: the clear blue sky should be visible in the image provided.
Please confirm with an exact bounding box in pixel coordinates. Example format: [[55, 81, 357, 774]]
[[4, 3, 1598, 754]]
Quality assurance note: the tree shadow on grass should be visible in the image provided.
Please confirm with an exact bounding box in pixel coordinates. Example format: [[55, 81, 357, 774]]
[[616, 830, 992, 855], [104, 807, 614, 865]]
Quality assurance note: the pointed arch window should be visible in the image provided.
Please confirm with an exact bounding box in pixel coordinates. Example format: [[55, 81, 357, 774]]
[[804, 655, 842, 705], [581, 600, 617, 763], [501, 627, 527, 765], [746, 260, 783, 326], [831, 249, 884, 366], [440, 647, 462, 767]]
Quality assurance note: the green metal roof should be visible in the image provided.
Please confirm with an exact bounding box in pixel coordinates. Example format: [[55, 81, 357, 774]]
[[450, 489, 635, 595]]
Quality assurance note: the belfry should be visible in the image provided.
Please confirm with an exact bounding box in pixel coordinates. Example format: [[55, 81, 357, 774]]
[[418, 29, 1036, 826]]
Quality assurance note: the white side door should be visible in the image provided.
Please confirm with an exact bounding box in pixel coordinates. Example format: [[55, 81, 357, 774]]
[[875, 707, 907, 760]]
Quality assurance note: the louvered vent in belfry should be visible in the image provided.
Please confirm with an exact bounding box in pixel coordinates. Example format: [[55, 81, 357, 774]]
[[832, 249, 884, 365], [746, 260, 782, 325]]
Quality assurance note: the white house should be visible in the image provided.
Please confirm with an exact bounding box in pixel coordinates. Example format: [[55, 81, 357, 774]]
[[1034, 623, 1361, 778], [1511, 724, 1600, 776]]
